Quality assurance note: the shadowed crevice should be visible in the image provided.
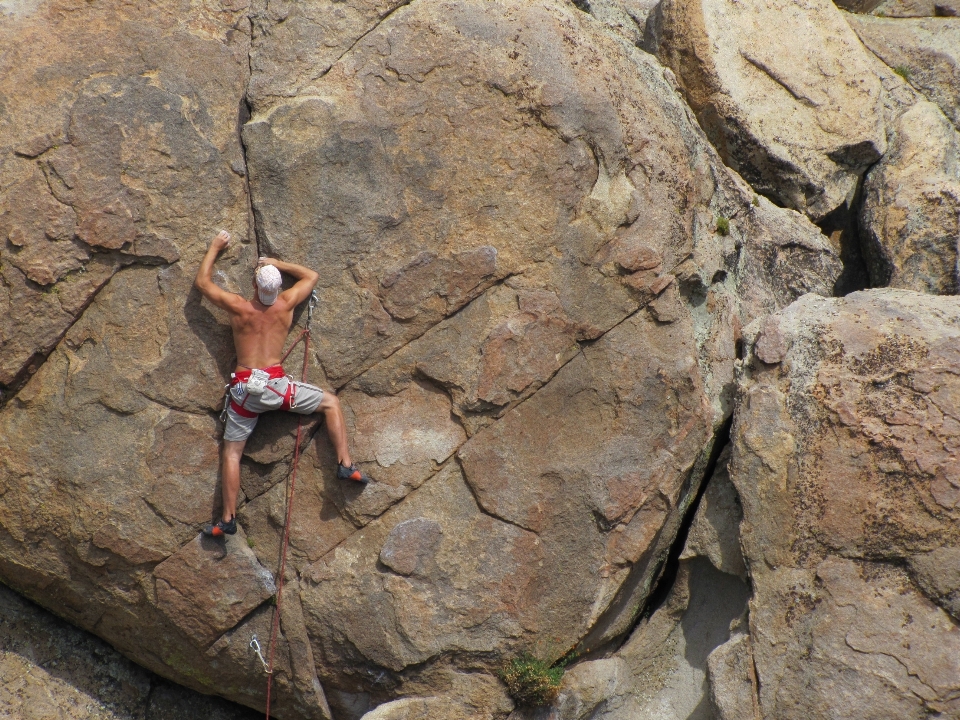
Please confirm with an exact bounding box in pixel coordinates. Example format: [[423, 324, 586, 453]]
[[571, 416, 735, 662]]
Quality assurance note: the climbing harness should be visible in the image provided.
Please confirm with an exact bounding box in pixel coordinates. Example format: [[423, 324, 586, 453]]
[[257, 292, 317, 720]]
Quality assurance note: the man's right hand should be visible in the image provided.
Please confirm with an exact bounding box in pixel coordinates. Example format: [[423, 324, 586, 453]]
[[211, 230, 231, 252]]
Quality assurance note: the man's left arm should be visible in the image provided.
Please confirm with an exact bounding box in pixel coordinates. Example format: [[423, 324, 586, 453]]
[[260, 257, 319, 308]]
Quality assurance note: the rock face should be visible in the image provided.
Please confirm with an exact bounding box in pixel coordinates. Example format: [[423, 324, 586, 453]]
[[731, 291, 960, 719], [0, 582, 260, 720], [242, 1, 838, 711], [869, 0, 960, 16], [0, 0, 842, 717], [514, 448, 751, 720], [648, 0, 886, 220], [583, 0, 658, 44], [860, 100, 960, 294], [847, 15, 960, 128], [0, 0, 252, 393]]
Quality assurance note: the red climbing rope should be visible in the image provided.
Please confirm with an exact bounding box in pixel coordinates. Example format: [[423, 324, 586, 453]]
[[264, 296, 316, 720]]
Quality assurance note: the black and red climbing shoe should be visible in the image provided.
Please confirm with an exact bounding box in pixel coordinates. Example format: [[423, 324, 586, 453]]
[[337, 463, 371, 484], [202, 517, 237, 537]]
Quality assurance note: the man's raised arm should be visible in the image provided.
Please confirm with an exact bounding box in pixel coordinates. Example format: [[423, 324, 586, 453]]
[[195, 231, 243, 312], [261, 257, 319, 308]]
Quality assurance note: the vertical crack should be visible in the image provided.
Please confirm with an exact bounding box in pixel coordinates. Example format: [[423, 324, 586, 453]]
[[241, 12, 260, 258]]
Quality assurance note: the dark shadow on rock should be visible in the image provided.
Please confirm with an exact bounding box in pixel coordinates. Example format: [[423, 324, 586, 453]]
[[183, 284, 236, 380], [816, 190, 871, 297], [198, 534, 229, 559]]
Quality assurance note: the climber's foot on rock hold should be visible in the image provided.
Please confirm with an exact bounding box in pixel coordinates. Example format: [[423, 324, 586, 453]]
[[337, 463, 371, 484], [202, 516, 237, 537]]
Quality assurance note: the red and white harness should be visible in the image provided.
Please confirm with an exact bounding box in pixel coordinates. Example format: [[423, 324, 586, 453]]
[[228, 364, 296, 417]]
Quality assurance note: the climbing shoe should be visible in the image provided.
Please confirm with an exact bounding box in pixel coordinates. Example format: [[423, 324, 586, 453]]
[[337, 463, 371, 484], [202, 517, 237, 537]]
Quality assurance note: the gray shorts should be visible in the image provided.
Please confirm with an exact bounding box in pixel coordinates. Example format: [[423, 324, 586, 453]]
[[223, 374, 324, 442]]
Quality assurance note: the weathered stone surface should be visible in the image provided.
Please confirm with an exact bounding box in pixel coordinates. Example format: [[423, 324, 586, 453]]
[[706, 633, 760, 720], [870, 0, 960, 16], [247, 0, 410, 113], [860, 100, 960, 293], [848, 15, 960, 127], [833, 0, 885, 12], [731, 290, 960, 719], [153, 532, 276, 647], [242, 4, 838, 708], [0, 0, 250, 391], [649, 0, 886, 219], [582, 0, 659, 45], [680, 446, 747, 579], [0, 582, 260, 720], [0, 1, 330, 717], [0, 0, 843, 716], [509, 444, 751, 720], [518, 557, 749, 720]]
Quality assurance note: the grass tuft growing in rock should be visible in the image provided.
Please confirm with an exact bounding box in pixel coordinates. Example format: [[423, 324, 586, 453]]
[[498, 654, 565, 706], [716, 216, 730, 235], [893, 65, 912, 81]]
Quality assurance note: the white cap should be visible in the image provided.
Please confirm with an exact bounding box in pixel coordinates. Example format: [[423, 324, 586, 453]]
[[255, 264, 282, 305]]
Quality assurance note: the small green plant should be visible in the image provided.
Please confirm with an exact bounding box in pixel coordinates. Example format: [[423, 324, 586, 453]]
[[893, 65, 912, 81], [498, 654, 565, 706], [715, 216, 730, 236], [752, 195, 760, 207], [247, 537, 256, 548]]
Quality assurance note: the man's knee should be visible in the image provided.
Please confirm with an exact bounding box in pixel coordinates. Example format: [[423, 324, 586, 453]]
[[222, 439, 247, 463], [318, 390, 339, 412]]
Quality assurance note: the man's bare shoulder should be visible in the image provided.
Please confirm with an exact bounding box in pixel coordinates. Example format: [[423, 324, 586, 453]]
[[219, 292, 254, 317]]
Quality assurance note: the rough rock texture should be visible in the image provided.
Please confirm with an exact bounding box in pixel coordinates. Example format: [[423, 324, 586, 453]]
[[0, 582, 260, 720], [0, 0, 252, 394], [869, 0, 960, 16], [247, 0, 411, 113], [582, 0, 658, 45], [731, 290, 960, 719], [860, 100, 960, 293], [679, 446, 747, 579], [648, 0, 887, 220], [0, 2, 326, 718], [705, 632, 760, 720], [848, 15, 960, 128], [509, 450, 751, 720], [242, 1, 839, 711], [0, 0, 844, 717]]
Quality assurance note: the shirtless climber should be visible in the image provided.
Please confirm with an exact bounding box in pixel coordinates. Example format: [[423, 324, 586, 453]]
[[194, 230, 370, 538]]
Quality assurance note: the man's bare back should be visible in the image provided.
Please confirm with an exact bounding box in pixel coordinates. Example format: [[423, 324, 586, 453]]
[[195, 231, 319, 369], [193, 231, 369, 537], [229, 299, 293, 371]]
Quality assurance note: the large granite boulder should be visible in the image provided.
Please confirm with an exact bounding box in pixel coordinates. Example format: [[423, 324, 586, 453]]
[[0, 582, 259, 720], [241, 1, 838, 713], [860, 100, 960, 294], [0, 0, 251, 394], [730, 290, 960, 719], [847, 15, 960, 128], [648, 0, 887, 220], [514, 448, 751, 720], [0, 0, 842, 717]]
